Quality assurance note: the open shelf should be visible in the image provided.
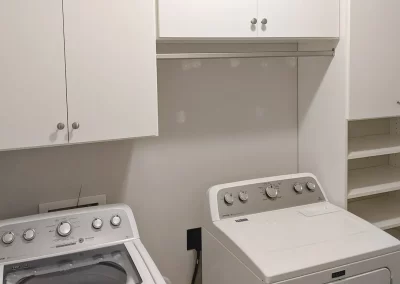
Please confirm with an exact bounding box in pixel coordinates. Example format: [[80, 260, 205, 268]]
[[348, 165, 400, 199], [348, 192, 400, 230], [348, 134, 400, 160]]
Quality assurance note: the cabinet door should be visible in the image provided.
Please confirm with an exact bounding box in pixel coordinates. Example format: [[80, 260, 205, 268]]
[[258, 0, 339, 38], [63, 0, 158, 144], [158, 0, 258, 38], [349, 0, 400, 120], [0, 0, 68, 151]]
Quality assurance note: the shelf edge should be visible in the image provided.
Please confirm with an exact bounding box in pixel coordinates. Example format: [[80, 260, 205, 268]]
[[348, 183, 400, 199]]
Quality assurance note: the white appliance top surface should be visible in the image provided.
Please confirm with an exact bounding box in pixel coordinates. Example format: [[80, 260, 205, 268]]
[[215, 202, 400, 283]]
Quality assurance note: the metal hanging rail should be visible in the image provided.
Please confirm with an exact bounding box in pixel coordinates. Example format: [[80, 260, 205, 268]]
[[156, 49, 335, 60]]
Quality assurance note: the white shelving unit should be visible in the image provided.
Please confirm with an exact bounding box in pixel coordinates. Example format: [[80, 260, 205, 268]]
[[347, 118, 400, 233], [348, 134, 400, 160], [349, 193, 400, 230], [348, 165, 400, 199]]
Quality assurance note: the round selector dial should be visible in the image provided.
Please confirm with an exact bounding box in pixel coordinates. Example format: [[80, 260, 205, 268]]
[[92, 218, 103, 230], [293, 183, 303, 194], [306, 182, 316, 192], [57, 221, 72, 237], [2, 232, 15, 245], [23, 229, 36, 241], [238, 191, 249, 202], [265, 186, 278, 200], [224, 193, 234, 205], [110, 215, 122, 227]]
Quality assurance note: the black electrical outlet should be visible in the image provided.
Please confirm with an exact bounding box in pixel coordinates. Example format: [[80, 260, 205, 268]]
[[187, 227, 202, 251]]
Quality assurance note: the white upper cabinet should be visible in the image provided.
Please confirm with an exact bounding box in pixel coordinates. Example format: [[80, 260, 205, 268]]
[[157, 0, 339, 39], [258, 0, 339, 38], [63, 0, 158, 144], [158, 0, 258, 38], [0, 0, 158, 151], [0, 0, 68, 151], [349, 0, 400, 120]]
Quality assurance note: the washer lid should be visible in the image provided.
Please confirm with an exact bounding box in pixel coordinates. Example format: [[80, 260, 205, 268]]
[[3, 244, 142, 284], [214, 202, 400, 283]]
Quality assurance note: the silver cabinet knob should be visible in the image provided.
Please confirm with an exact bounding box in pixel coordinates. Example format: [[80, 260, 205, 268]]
[[72, 122, 80, 130], [251, 18, 257, 25], [57, 123, 65, 130], [261, 18, 268, 25]]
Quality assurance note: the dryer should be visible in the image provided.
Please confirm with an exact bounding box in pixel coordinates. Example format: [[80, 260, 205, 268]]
[[203, 173, 400, 284], [0, 204, 165, 284]]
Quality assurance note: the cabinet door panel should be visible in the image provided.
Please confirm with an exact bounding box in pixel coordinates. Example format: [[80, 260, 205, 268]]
[[158, 0, 258, 38], [63, 0, 158, 144], [258, 0, 339, 38], [349, 0, 400, 120], [0, 0, 68, 150]]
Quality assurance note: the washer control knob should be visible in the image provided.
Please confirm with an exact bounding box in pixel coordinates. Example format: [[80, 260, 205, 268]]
[[57, 221, 72, 237], [265, 186, 278, 200], [23, 229, 36, 241], [238, 191, 249, 202], [92, 218, 103, 229], [2, 232, 15, 245], [110, 215, 122, 227], [294, 183, 303, 194], [224, 193, 234, 205], [306, 182, 316, 192]]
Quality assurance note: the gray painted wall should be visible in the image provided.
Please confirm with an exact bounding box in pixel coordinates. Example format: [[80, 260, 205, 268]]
[[0, 58, 298, 284]]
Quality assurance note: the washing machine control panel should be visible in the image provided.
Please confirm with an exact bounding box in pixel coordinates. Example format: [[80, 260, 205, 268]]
[[217, 176, 325, 219], [0, 207, 134, 264]]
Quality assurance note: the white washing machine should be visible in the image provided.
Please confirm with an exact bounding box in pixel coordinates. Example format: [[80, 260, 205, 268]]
[[203, 173, 400, 284], [0, 204, 165, 284]]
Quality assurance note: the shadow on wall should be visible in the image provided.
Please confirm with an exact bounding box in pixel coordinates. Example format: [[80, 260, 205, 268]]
[[0, 140, 133, 219], [0, 57, 298, 284]]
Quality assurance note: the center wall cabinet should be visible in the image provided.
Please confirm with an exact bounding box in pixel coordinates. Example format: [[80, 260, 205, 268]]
[[157, 0, 340, 39], [0, 0, 158, 152]]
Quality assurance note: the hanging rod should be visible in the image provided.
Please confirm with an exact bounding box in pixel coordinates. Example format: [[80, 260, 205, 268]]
[[157, 50, 335, 60]]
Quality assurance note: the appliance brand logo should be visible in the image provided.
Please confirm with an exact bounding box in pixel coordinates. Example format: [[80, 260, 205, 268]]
[[332, 270, 346, 279], [235, 218, 249, 223], [11, 264, 29, 271]]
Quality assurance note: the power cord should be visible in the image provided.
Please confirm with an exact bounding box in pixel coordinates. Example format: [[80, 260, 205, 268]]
[[75, 185, 82, 208], [191, 249, 201, 284]]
